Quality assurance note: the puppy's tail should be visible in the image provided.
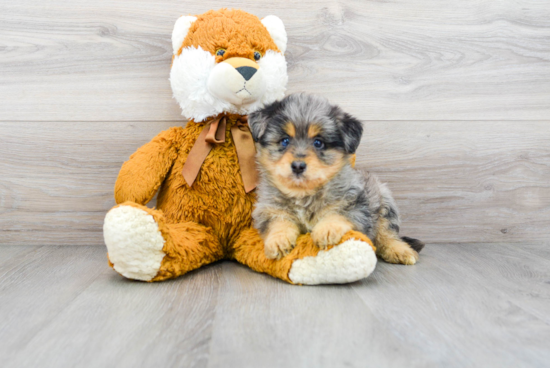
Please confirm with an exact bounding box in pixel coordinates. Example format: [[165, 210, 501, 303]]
[[401, 236, 425, 253]]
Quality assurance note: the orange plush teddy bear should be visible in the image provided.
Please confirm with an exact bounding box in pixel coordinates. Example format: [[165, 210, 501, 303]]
[[103, 9, 377, 285]]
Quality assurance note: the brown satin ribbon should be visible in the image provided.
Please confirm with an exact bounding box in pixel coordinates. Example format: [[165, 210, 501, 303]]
[[182, 115, 258, 193]]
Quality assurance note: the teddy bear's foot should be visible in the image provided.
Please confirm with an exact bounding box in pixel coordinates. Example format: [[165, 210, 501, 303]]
[[104, 204, 166, 281], [232, 229, 377, 285], [104, 202, 224, 282], [288, 237, 377, 285]]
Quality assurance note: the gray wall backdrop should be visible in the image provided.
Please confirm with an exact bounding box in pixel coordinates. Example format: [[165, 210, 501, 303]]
[[1, 0, 549, 246]]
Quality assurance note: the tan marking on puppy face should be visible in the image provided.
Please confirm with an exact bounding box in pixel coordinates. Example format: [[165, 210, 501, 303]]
[[284, 122, 296, 138], [300, 148, 346, 186], [307, 124, 321, 138], [258, 149, 294, 179], [259, 147, 347, 197]]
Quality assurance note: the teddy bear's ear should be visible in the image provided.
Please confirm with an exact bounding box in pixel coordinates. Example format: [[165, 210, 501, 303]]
[[261, 15, 287, 54], [172, 15, 197, 54]]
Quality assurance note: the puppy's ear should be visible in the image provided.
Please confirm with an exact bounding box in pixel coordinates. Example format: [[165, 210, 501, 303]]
[[248, 100, 283, 142], [340, 113, 363, 153], [332, 107, 363, 153]]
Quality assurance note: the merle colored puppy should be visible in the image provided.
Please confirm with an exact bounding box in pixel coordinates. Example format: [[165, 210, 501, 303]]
[[248, 93, 424, 263]]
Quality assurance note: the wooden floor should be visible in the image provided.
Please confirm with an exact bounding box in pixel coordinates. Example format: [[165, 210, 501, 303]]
[[1, 243, 549, 368]]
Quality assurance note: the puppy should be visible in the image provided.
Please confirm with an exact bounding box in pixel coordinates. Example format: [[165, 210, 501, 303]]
[[248, 93, 424, 264]]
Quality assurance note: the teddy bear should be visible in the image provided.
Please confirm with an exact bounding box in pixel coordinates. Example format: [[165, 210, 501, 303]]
[[103, 9, 377, 285]]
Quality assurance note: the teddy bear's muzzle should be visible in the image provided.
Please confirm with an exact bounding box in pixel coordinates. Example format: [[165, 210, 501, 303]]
[[207, 57, 265, 106]]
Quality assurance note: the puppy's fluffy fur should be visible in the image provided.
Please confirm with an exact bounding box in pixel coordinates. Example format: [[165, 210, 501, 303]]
[[249, 93, 424, 264]]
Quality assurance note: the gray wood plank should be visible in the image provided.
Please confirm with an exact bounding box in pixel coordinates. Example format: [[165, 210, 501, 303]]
[[3, 244, 549, 368], [1, 0, 550, 121], [1, 121, 548, 245], [433, 243, 550, 324], [0, 245, 40, 268], [172, 262, 431, 368], [352, 243, 550, 368], [5, 253, 221, 368], [358, 121, 550, 244], [0, 245, 106, 366], [0, 121, 173, 246]]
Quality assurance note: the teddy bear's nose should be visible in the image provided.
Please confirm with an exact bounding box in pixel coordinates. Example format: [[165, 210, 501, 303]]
[[236, 66, 257, 81]]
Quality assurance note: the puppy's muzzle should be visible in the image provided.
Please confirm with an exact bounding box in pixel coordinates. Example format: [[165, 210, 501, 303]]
[[291, 161, 307, 175]]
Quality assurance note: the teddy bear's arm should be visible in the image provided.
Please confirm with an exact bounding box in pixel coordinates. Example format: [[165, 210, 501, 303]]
[[114, 128, 180, 205]]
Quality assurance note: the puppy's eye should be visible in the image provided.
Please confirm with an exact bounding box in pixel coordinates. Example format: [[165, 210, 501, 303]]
[[254, 51, 261, 61], [280, 138, 290, 148], [216, 49, 226, 57], [313, 139, 325, 149]]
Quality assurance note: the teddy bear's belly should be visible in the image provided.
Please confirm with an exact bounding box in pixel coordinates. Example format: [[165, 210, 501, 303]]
[[155, 142, 256, 246]]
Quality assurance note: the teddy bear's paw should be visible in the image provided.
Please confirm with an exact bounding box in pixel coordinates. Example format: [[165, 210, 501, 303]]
[[288, 238, 377, 285], [264, 230, 297, 260], [103, 205, 166, 281]]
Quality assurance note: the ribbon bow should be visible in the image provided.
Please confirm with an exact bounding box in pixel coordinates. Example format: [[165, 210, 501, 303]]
[[182, 115, 258, 193]]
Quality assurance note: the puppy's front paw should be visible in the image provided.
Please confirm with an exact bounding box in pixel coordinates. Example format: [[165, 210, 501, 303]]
[[378, 239, 419, 265], [264, 230, 298, 260], [311, 221, 353, 249]]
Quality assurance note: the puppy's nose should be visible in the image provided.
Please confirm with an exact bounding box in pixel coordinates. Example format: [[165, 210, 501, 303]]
[[236, 66, 257, 81], [291, 161, 307, 174]]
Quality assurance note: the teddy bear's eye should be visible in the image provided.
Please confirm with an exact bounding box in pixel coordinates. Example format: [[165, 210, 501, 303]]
[[254, 51, 261, 61], [216, 49, 226, 57]]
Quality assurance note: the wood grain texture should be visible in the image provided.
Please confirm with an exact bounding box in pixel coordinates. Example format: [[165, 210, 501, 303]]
[[5, 259, 221, 368], [207, 262, 422, 368], [0, 245, 39, 269], [0, 246, 104, 366], [434, 243, 550, 325], [0, 121, 171, 246], [1, 243, 549, 368], [1, 0, 550, 121], [352, 242, 550, 368], [1, 121, 548, 245], [357, 121, 550, 244]]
